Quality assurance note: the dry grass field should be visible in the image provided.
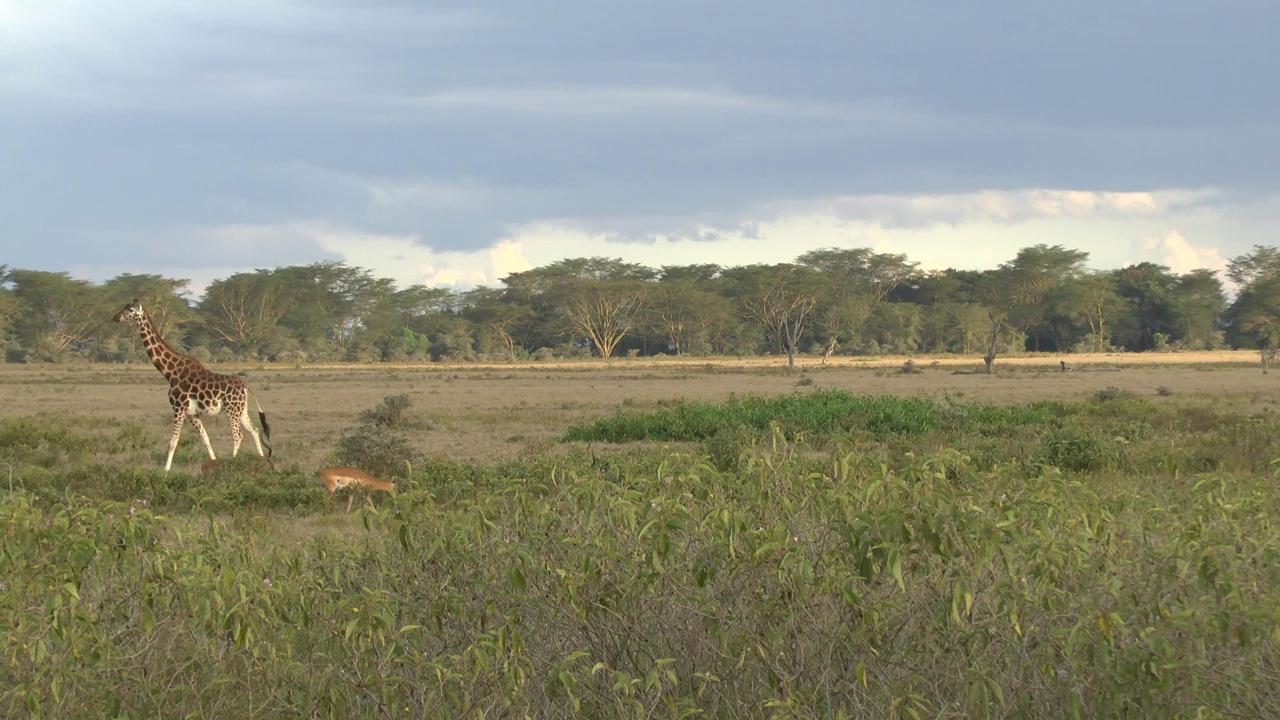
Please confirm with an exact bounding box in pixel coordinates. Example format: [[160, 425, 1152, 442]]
[[1, 349, 1275, 472]]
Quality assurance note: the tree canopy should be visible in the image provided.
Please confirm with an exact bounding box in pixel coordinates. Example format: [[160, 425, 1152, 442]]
[[0, 245, 1249, 366]]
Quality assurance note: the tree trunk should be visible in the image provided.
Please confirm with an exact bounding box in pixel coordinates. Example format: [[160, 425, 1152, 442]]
[[984, 312, 1001, 375], [821, 337, 838, 365]]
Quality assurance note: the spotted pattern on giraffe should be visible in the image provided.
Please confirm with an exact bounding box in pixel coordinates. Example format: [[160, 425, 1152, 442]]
[[114, 298, 273, 472]]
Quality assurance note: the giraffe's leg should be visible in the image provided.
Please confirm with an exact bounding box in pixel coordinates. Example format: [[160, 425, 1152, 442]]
[[164, 409, 187, 472], [229, 413, 244, 457], [189, 416, 217, 460], [239, 410, 265, 457]]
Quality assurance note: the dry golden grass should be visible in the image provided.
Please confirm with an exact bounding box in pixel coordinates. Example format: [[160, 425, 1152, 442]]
[[2, 349, 1276, 472]]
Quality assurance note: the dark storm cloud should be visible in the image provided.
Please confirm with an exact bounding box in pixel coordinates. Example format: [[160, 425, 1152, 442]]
[[2, 0, 1277, 272]]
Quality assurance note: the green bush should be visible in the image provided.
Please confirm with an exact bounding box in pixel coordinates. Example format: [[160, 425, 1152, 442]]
[[4, 394, 1280, 717]]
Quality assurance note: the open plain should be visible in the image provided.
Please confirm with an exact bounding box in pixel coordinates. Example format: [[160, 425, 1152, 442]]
[[1, 349, 1274, 471]]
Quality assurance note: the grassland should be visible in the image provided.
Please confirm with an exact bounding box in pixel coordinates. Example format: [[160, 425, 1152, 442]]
[[1, 352, 1279, 718]]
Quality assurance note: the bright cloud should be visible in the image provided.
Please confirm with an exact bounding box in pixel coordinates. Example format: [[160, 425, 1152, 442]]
[[1143, 231, 1229, 277], [175, 186, 1251, 297], [57, 185, 1280, 301]]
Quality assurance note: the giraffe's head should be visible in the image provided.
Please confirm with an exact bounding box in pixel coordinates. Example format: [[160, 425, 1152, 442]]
[[113, 298, 144, 324]]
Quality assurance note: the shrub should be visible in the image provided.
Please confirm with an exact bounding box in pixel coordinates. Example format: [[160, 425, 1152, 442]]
[[359, 393, 413, 428]]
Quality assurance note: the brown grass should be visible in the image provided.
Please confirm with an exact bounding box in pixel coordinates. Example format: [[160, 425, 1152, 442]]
[[2, 350, 1276, 472]]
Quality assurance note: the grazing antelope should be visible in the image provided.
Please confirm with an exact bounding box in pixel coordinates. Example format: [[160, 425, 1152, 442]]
[[316, 467, 397, 513], [202, 451, 277, 477]]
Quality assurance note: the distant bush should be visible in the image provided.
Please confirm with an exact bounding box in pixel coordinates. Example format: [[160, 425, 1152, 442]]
[[359, 393, 412, 428]]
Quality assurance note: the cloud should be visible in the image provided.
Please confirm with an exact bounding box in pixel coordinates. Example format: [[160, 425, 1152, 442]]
[[758, 189, 1186, 231], [1143, 231, 1229, 277], [36, 185, 1280, 305], [4, 0, 1279, 293]]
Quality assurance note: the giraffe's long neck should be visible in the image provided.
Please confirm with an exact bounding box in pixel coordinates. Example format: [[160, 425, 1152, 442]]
[[133, 312, 188, 383]]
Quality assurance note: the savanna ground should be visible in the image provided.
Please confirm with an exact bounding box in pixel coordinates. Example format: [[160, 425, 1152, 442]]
[[2, 350, 1279, 718], [2, 350, 1275, 469]]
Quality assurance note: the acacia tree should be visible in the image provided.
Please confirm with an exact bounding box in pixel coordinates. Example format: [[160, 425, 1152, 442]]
[[1227, 247, 1280, 372], [273, 262, 398, 354], [198, 270, 292, 353], [99, 273, 195, 348], [725, 264, 820, 370], [644, 280, 725, 355], [977, 269, 1017, 374], [1112, 263, 1180, 350], [0, 267, 23, 348], [461, 286, 535, 360], [503, 257, 657, 357], [815, 295, 874, 362], [1233, 276, 1280, 373], [1173, 269, 1226, 349], [796, 247, 917, 358], [1071, 272, 1125, 351], [1001, 244, 1090, 351], [4, 269, 102, 357], [557, 278, 648, 358]]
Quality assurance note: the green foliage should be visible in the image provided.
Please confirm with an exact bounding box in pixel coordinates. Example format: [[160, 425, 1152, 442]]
[[0, 245, 1260, 360], [0, 418, 94, 467], [358, 393, 412, 427], [3, 424, 1280, 717], [562, 390, 1062, 444], [7, 389, 1280, 716], [337, 394, 423, 478]]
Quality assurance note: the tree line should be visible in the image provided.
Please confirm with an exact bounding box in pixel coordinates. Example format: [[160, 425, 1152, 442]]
[[4, 244, 1280, 369]]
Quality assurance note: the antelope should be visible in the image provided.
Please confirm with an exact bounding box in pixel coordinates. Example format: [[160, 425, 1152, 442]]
[[316, 467, 397, 513]]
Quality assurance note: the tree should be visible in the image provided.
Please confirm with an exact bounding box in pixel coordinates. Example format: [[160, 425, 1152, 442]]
[[1071, 272, 1125, 352], [4, 269, 101, 357], [659, 264, 722, 283], [1225, 245, 1280, 288], [796, 247, 918, 358], [274, 262, 398, 353], [976, 269, 1017, 374], [795, 248, 917, 302], [461, 286, 534, 360], [557, 278, 647, 359], [503, 258, 657, 357], [724, 264, 820, 370], [0, 267, 23, 348], [644, 280, 723, 355], [1112, 263, 1180, 351], [1232, 276, 1280, 373], [1173, 269, 1226, 349], [999, 244, 1090, 351], [1226, 246, 1280, 371], [199, 270, 292, 353], [815, 294, 874, 361], [99, 273, 195, 348]]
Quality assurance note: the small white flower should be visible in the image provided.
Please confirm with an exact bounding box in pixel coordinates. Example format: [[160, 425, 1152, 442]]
[[262, 578, 273, 588]]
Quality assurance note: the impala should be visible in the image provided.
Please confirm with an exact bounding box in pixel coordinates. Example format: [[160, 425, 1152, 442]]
[[316, 467, 397, 513]]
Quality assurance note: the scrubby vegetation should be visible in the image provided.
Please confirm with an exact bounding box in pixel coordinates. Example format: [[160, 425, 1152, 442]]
[[2, 391, 1279, 718]]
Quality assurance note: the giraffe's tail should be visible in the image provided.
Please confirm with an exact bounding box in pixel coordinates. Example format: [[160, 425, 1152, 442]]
[[251, 391, 273, 454]]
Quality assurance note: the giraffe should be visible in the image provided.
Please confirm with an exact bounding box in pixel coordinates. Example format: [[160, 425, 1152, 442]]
[[114, 298, 273, 472]]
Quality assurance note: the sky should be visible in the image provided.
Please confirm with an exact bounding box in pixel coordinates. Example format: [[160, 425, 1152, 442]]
[[2, 0, 1278, 299]]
